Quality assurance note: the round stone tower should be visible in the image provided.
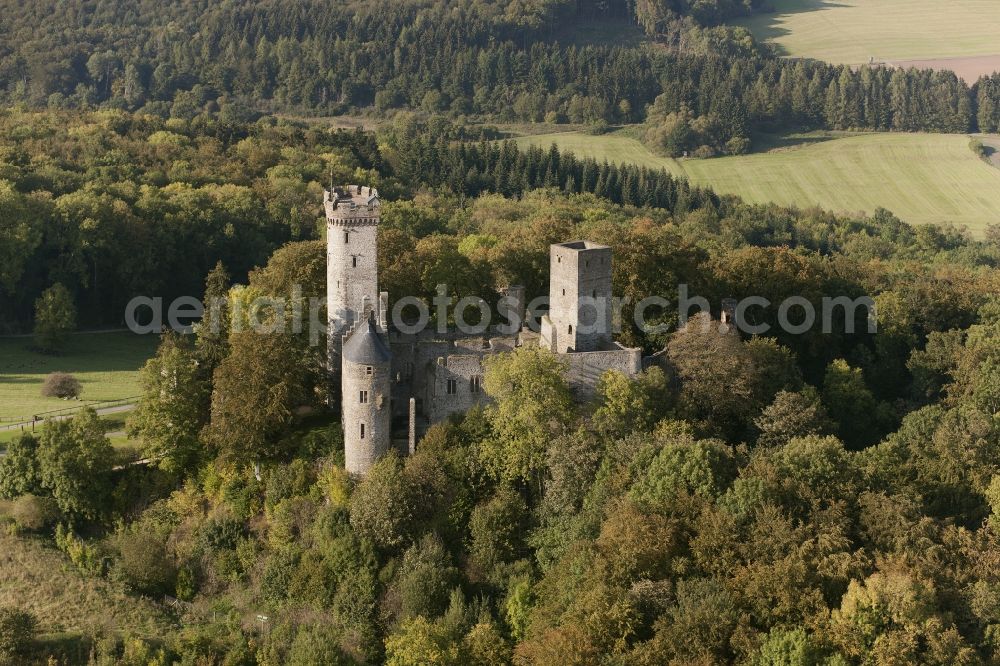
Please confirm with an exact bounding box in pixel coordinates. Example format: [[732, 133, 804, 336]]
[[326, 185, 381, 400], [326, 185, 380, 331], [341, 313, 392, 475]]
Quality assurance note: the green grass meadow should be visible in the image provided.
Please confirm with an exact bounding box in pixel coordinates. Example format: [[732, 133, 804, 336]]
[[732, 0, 1000, 64], [514, 130, 1000, 233], [0, 331, 157, 421]]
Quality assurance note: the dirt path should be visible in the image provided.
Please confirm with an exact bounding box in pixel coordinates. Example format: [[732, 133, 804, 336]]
[[881, 54, 1000, 83]]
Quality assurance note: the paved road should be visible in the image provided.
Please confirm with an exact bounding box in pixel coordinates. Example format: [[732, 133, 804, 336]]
[[0, 327, 133, 339], [0, 403, 136, 433]]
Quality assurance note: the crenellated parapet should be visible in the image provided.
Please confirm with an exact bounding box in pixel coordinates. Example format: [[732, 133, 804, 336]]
[[324, 186, 380, 224]]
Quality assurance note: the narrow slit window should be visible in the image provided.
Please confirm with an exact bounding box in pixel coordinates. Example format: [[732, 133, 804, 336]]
[[360, 423, 365, 439], [344, 231, 349, 243], [352, 256, 358, 268]]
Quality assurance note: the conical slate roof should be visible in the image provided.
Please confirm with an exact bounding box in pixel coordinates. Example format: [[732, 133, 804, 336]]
[[343, 314, 391, 364]]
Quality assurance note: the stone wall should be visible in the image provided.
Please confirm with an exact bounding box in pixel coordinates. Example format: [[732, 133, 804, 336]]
[[327, 213, 379, 332], [427, 354, 488, 423], [561, 345, 643, 399], [387, 329, 519, 431]]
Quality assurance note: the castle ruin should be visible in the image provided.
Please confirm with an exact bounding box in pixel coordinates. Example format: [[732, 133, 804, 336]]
[[327, 186, 645, 475]]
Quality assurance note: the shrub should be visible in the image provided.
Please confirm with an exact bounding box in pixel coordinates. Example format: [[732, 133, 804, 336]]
[[41, 372, 81, 399], [268, 496, 317, 550], [0, 607, 37, 666], [265, 458, 314, 509], [544, 110, 564, 124], [586, 119, 611, 135], [0, 434, 41, 499], [970, 137, 987, 159], [287, 623, 346, 665], [117, 529, 176, 595], [199, 514, 246, 552], [691, 144, 717, 159], [175, 566, 197, 601], [11, 494, 58, 532], [54, 523, 103, 574], [261, 548, 299, 604], [725, 135, 752, 155]]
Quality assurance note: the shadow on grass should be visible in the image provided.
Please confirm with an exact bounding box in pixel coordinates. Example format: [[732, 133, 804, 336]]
[[736, 0, 851, 57], [0, 333, 158, 376], [750, 131, 843, 153]]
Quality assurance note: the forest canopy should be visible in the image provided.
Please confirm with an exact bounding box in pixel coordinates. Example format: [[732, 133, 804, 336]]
[[1, 0, 999, 156], [3, 2, 1000, 664]]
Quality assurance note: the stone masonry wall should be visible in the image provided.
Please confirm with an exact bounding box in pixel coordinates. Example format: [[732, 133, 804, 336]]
[[427, 354, 488, 423], [327, 187, 380, 399], [561, 346, 643, 399]]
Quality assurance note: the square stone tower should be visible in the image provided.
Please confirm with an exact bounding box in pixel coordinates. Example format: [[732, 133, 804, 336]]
[[541, 241, 613, 353]]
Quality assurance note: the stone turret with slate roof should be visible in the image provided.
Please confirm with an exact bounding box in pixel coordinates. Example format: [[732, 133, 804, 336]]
[[341, 312, 393, 475]]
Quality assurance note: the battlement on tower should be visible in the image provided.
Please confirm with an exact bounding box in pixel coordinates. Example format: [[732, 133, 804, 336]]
[[324, 186, 380, 224], [555, 240, 606, 251]]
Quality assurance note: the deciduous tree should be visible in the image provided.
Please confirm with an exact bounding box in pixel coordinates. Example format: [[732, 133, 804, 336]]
[[128, 331, 210, 473], [36, 408, 114, 521], [33, 283, 76, 352], [481, 347, 574, 486]]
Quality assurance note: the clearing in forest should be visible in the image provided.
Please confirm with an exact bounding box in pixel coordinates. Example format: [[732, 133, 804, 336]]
[[732, 0, 1000, 81], [513, 130, 1000, 233]]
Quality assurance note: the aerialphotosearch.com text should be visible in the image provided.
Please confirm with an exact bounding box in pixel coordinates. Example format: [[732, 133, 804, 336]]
[[124, 284, 877, 343]]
